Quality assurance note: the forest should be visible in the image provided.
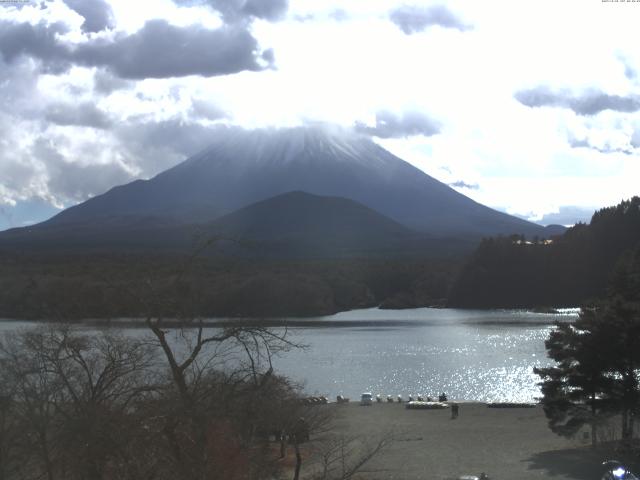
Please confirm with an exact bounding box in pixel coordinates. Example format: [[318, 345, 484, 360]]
[[448, 197, 640, 309], [0, 253, 461, 320], [2, 197, 639, 319]]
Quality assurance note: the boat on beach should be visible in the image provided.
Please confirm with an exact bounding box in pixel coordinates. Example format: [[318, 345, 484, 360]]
[[405, 401, 449, 410]]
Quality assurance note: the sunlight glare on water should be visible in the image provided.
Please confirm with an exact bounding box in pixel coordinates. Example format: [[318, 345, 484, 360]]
[[271, 308, 576, 402]]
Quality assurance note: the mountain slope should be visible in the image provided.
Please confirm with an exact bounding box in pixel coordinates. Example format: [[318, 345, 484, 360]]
[[42, 126, 546, 237], [210, 190, 411, 239], [204, 191, 452, 257], [0, 191, 475, 258]]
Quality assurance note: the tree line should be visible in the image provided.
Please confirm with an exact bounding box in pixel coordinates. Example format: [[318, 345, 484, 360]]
[[0, 254, 460, 320], [449, 197, 640, 308]]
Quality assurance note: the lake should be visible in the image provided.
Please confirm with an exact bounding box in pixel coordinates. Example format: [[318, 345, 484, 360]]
[[269, 307, 579, 403], [0, 307, 578, 403]]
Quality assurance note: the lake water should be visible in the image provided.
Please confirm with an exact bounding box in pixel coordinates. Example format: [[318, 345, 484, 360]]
[[0, 307, 579, 403], [269, 307, 579, 403]]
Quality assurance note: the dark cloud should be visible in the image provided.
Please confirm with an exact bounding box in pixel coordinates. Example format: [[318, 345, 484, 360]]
[[175, 0, 288, 22], [93, 69, 133, 94], [448, 180, 479, 190], [239, 0, 288, 21], [45, 101, 112, 129], [0, 20, 70, 74], [389, 5, 470, 34], [260, 48, 275, 65], [75, 20, 272, 79], [62, 0, 115, 33], [354, 110, 441, 138], [0, 18, 272, 79], [515, 87, 640, 116]]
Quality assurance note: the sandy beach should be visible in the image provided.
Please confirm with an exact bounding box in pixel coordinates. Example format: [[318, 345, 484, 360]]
[[312, 402, 632, 480]]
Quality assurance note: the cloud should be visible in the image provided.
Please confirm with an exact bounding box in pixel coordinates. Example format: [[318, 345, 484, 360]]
[[512, 206, 596, 226], [237, 0, 288, 22], [62, 0, 115, 33], [448, 180, 479, 190], [515, 86, 640, 115], [32, 138, 132, 203], [45, 101, 112, 129], [0, 20, 70, 74], [632, 129, 640, 149], [0, 152, 41, 199], [190, 99, 228, 120], [175, 0, 288, 22], [76, 20, 272, 79], [92, 68, 133, 94], [0, 116, 223, 209], [568, 137, 635, 156], [354, 110, 441, 138], [112, 118, 222, 174], [566, 127, 638, 156], [0, 18, 273, 79], [538, 207, 595, 226], [624, 62, 637, 81], [329, 9, 349, 22], [389, 5, 470, 34], [618, 55, 638, 81], [0, 43, 228, 208]]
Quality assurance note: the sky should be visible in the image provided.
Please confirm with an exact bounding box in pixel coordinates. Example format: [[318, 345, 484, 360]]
[[0, 0, 639, 231]]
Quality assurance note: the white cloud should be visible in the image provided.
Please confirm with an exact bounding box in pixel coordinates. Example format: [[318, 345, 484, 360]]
[[0, 0, 639, 228]]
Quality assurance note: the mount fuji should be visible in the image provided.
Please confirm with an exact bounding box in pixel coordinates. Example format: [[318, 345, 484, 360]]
[[0, 126, 555, 255]]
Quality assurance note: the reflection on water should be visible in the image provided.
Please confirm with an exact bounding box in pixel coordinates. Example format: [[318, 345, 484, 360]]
[[271, 307, 578, 403], [0, 307, 578, 403]]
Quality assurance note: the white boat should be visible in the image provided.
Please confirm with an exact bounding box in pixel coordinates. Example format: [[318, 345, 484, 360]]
[[405, 401, 449, 410]]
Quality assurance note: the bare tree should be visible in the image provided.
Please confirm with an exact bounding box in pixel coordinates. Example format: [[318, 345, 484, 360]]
[[99, 251, 300, 478], [308, 433, 393, 480], [0, 326, 157, 480]]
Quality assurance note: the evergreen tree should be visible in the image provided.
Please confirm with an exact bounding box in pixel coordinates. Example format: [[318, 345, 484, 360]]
[[535, 243, 640, 444], [534, 315, 614, 445]]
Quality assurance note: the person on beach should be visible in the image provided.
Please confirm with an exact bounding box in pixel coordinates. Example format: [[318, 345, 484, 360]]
[[451, 403, 459, 419]]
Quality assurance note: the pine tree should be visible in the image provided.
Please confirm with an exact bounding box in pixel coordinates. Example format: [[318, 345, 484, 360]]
[[536, 243, 640, 445]]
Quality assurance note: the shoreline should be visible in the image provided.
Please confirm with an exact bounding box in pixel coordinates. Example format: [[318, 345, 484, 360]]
[[0, 306, 580, 327], [322, 402, 627, 480]]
